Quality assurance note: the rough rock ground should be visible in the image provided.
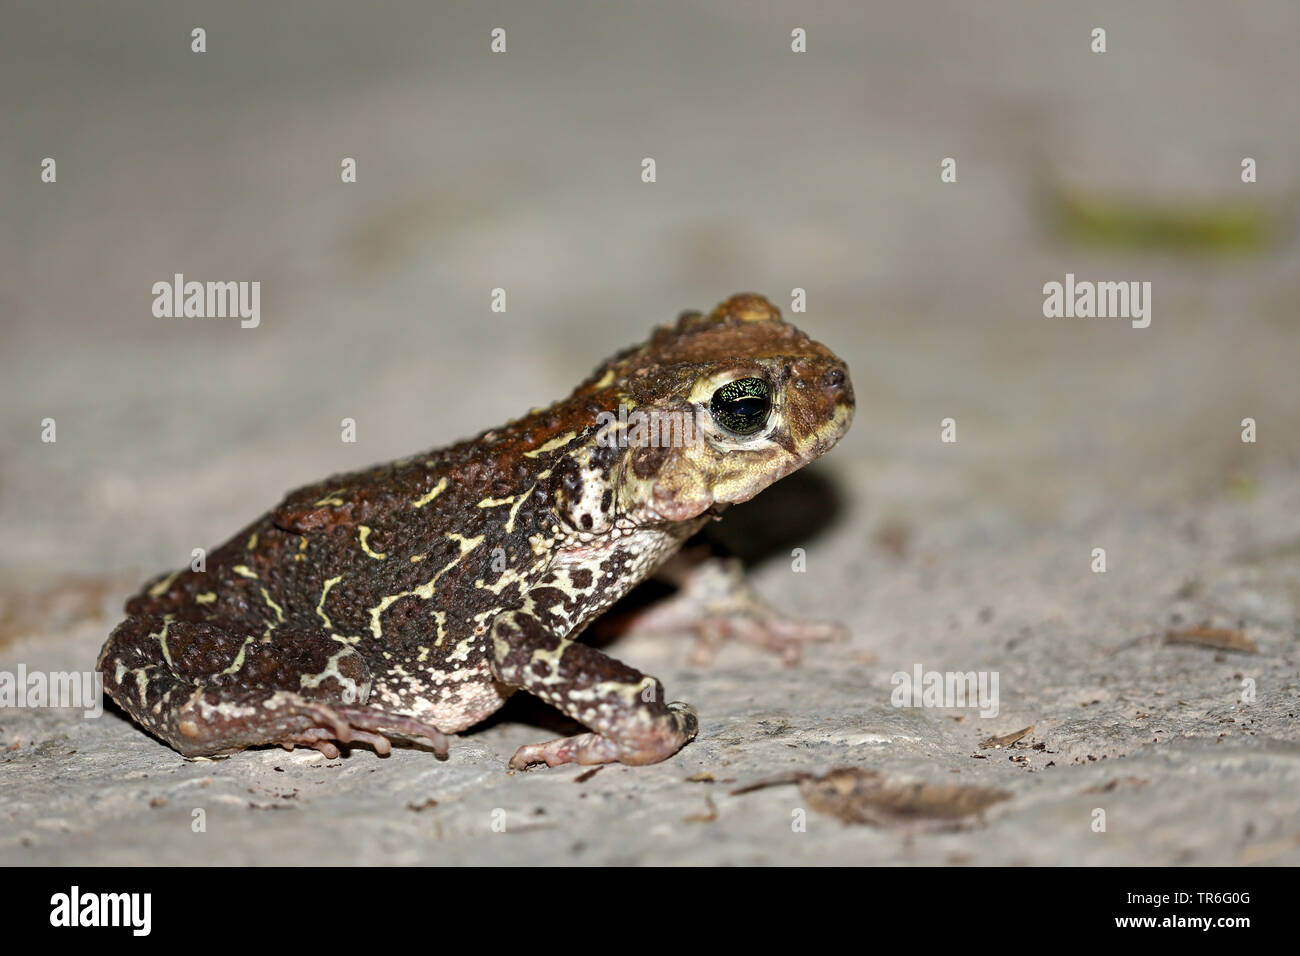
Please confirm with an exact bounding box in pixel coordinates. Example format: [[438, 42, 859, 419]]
[[2, 1, 1298, 865]]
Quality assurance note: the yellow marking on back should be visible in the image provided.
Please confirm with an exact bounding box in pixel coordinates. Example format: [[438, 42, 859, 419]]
[[313, 489, 346, 507], [150, 615, 176, 667], [523, 431, 577, 458], [358, 526, 387, 560], [195, 592, 217, 605], [246, 532, 258, 550], [260, 588, 285, 624], [219, 635, 257, 675], [412, 476, 448, 509], [232, 565, 258, 580], [474, 487, 533, 535], [592, 368, 616, 389], [505, 485, 534, 533], [316, 575, 343, 629], [366, 534, 484, 637], [475, 569, 521, 595], [147, 571, 181, 598]]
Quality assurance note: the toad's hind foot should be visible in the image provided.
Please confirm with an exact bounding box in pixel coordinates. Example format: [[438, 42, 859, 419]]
[[98, 615, 448, 758], [683, 612, 847, 667], [272, 699, 450, 759], [161, 688, 449, 759], [632, 554, 848, 666]]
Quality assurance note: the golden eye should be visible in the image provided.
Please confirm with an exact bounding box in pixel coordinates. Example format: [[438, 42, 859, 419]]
[[709, 378, 771, 436]]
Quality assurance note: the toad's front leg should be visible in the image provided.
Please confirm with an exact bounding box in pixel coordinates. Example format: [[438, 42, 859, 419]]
[[489, 603, 697, 769]]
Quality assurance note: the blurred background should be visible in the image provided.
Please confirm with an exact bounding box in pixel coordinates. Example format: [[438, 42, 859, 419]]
[[2, 1, 1298, 865]]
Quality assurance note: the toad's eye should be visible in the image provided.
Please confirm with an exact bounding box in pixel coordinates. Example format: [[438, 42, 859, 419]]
[[709, 378, 771, 436]]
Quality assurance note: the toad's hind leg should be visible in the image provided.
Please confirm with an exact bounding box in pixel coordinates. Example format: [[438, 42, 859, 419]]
[[489, 607, 698, 769], [637, 550, 848, 666], [97, 615, 448, 758]]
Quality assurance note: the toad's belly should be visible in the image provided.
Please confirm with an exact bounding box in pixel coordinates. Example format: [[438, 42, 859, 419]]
[[367, 654, 515, 733]]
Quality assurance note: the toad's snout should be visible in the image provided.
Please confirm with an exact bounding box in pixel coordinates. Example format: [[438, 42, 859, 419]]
[[822, 364, 853, 410]]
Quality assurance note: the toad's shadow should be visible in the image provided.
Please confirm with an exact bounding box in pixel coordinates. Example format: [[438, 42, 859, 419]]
[[470, 466, 847, 738], [695, 464, 845, 568]]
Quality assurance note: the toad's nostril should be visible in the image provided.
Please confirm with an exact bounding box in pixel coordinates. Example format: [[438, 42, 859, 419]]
[[823, 368, 845, 388]]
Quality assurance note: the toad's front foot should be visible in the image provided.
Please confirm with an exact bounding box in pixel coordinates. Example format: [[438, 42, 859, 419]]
[[509, 702, 698, 769]]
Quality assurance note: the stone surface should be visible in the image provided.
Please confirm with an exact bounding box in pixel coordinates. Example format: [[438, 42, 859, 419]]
[[2, 1, 1298, 865]]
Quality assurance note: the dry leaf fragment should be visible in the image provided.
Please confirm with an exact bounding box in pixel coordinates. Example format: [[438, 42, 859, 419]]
[[732, 767, 1010, 831], [730, 772, 805, 796], [980, 726, 1033, 749], [684, 794, 718, 823], [1164, 627, 1257, 653], [801, 768, 1010, 830]]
